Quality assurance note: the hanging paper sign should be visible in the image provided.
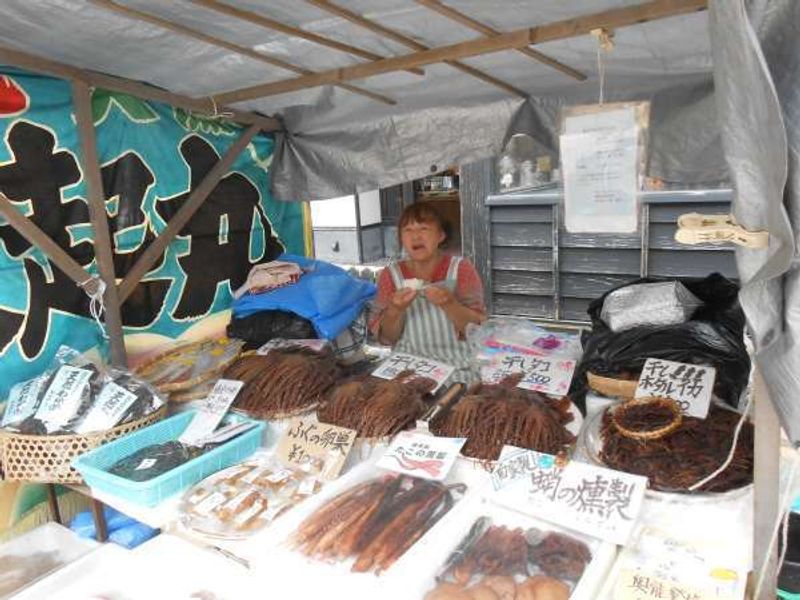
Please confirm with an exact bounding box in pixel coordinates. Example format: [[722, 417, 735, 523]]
[[257, 338, 329, 356], [481, 353, 577, 396], [276, 417, 357, 480], [635, 358, 715, 419], [179, 379, 244, 445], [377, 431, 465, 481], [372, 352, 455, 392], [492, 447, 647, 545], [560, 102, 649, 233]]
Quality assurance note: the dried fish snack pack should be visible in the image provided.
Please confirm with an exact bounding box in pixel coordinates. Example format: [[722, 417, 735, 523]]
[[179, 454, 323, 540], [2, 346, 165, 436]]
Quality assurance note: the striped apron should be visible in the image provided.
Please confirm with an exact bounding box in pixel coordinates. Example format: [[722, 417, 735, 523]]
[[388, 256, 475, 384]]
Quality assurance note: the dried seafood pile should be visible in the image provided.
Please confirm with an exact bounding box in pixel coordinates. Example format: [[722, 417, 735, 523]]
[[224, 348, 340, 419], [317, 373, 436, 438], [600, 403, 754, 492], [430, 378, 575, 461], [426, 519, 591, 600], [290, 474, 465, 574]]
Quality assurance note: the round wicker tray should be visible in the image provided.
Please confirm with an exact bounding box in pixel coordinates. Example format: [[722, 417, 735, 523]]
[[0, 405, 167, 484], [586, 371, 638, 398]]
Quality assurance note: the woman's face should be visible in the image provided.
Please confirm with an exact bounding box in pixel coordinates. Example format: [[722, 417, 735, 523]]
[[400, 219, 445, 262]]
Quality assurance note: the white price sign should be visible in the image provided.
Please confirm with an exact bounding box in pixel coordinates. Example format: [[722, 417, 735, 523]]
[[179, 379, 244, 445], [635, 358, 716, 419], [492, 447, 648, 545], [481, 353, 576, 396], [372, 352, 455, 392], [376, 431, 465, 481]]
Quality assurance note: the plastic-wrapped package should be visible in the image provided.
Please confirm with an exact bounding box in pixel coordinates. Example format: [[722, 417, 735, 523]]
[[599, 281, 702, 332], [179, 455, 323, 540], [106, 440, 202, 482], [570, 274, 750, 413], [108, 522, 160, 549]]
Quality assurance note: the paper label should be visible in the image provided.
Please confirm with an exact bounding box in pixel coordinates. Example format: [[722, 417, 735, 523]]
[[376, 431, 466, 481], [242, 465, 272, 485], [372, 352, 455, 392], [561, 105, 641, 233], [257, 338, 328, 355], [1, 375, 47, 427], [635, 358, 716, 419], [135, 458, 157, 471], [74, 381, 139, 434], [34, 366, 94, 432], [265, 468, 293, 484], [614, 568, 740, 600], [481, 353, 576, 396], [195, 491, 227, 516], [276, 418, 357, 480], [492, 447, 647, 545], [179, 379, 244, 445]]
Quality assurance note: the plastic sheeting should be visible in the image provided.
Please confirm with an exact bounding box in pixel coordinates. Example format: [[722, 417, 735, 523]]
[[708, 0, 800, 443], [0, 0, 725, 200]]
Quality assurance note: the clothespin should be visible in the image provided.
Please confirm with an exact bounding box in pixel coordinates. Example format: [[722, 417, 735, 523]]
[[590, 28, 615, 52], [675, 213, 769, 249]]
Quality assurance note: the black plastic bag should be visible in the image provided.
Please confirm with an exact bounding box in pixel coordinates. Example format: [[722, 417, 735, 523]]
[[570, 273, 750, 413], [227, 309, 317, 350]]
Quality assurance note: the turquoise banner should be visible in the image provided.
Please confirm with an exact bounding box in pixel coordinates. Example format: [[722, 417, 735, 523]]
[[0, 67, 304, 397]]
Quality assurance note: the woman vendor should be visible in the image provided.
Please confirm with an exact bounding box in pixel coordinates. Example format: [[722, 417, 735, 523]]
[[371, 202, 486, 383]]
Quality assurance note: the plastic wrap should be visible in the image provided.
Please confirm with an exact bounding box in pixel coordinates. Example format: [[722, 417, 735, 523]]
[[179, 455, 323, 540], [468, 319, 582, 365], [600, 281, 703, 332], [106, 440, 201, 482], [570, 274, 750, 413], [1, 347, 165, 436]]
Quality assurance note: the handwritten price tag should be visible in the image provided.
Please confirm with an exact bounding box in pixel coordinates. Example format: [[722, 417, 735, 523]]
[[377, 431, 465, 481], [277, 417, 357, 480], [179, 379, 244, 445], [492, 447, 647, 545], [372, 352, 455, 392], [480, 353, 576, 396], [635, 358, 716, 419]]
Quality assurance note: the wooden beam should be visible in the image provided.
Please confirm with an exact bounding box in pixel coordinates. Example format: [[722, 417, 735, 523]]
[[73, 80, 127, 366], [216, 0, 707, 104], [89, 0, 395, 106], [0, 192, 95, 291], [306, 0, 526, 97], [189, 0, 425, 77], [416, 0, 587, 81], [118, 123, 261, 303], [0, 44, 280, 130]]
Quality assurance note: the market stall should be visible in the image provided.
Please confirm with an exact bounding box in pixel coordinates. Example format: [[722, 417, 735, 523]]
[[0, 1, 799, 599]]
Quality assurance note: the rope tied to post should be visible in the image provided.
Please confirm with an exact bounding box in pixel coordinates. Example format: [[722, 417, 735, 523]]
[[80, 275, 109, 340], [208, 96, 234, 120]]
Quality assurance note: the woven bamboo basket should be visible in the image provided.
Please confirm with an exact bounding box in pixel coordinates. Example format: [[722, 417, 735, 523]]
[[0, 405, 167, 484], [586, 371, 638, 398]]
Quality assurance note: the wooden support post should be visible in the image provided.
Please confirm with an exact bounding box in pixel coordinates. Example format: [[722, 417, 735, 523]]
[[46, 484, 62, 524], [0, 192, 97, 291], [90, 498, 109, 542], [753, 367, 781, 599], [118, 122, 262, 302], [72, 81, 127, 366]]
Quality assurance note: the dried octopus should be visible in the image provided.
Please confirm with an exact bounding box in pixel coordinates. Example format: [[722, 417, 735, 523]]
[[224, 348, 340, 419], [291, 474, 464, 574], [317, 372, 436, 438], [431, 377, 575, 461], [600, 403, 754, 492]]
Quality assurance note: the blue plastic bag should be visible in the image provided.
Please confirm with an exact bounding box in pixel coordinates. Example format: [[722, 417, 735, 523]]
[[232, 254, 376, 340], [109, 522, 159, 549], [69, 506, 133, 539]]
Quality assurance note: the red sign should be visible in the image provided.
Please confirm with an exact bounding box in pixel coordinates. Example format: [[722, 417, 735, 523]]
[[0, 76, 28, 116]]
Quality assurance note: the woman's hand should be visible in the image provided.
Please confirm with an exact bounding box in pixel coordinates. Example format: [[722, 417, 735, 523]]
[[423, 285, 455, 307], [390, 288, 417, 311]]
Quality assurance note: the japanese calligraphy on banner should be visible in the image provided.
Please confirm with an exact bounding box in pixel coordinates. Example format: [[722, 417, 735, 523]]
[[372, 352, 455, 392], [492, 448, 647, 545], [276, 418, 357, 480], [615, 569, 734, 600], [377, 431, 465, 481], [635, 358, 715, 419], [0, 67, 305, 402], [179, 379, 244, 445], [481, 353, 576, 396], [257, 338, 328, 356]]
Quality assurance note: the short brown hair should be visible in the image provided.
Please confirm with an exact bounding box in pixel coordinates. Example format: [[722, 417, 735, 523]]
[[398, 201, 450, 245]]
